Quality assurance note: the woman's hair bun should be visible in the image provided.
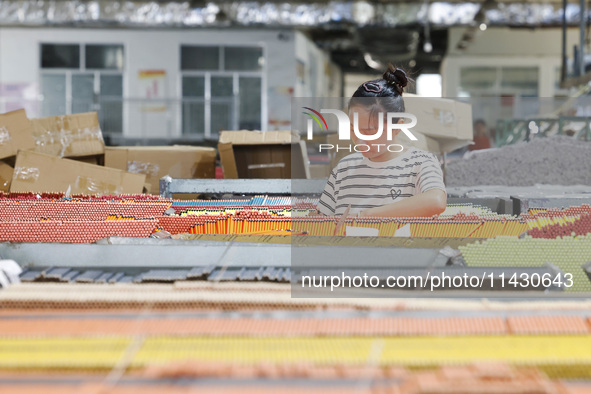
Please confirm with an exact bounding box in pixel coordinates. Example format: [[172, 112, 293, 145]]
[[382, 64, 408, 96]]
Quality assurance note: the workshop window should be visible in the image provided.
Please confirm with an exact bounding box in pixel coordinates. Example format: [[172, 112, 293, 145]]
[[181, 46, 220, 71], [180, 45, 264, 139], [40, 43, 124, 134], [85, 45, 124, 70], [41, 44, 80, 69], [223, 47, 264, 71], [459, 66, 539, 97]]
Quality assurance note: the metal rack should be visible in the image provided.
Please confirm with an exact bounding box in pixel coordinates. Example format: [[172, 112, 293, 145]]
[[159, 177, 327, 198], [496, 116, 591, 146]]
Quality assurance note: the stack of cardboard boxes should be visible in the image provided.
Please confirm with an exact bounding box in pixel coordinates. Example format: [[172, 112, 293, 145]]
[[0, 109, 217, 195], [403, 96, 474, 153], [105, 146, 216, 194]]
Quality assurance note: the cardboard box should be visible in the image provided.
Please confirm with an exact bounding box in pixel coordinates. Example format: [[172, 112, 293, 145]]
[[11, 150, 145, 195], [143, 182, 152, 194], [404, 97, 473, 140], [326, 95, 473, 167], [0, 161, 14, 192], [71, 154, 105, 166], [218, 130, 309, 179], [0, 109, 36, 160], [105, 146, 217, 194], [328, 130, 441, 155], [325, 133, 442, 168], [30, 112, 105, 158], [398, 130, 441, 153], [309, 164, 331, 179]]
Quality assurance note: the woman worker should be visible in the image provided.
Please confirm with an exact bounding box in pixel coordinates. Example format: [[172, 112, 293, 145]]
[[317, 65, 447, 218]]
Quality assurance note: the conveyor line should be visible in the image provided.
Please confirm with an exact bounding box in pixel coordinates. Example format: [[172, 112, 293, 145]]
[[2, 315, 591, 337], [0, 238, 451, 269], [158, 178, 327, 197], [174, 234, 486, 248], [13, 264, 570, 297], [1, 336, 591, 379]]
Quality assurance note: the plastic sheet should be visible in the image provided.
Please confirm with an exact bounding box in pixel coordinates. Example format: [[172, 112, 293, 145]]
[[75, 175, 123, 195], [31, 113, 104, 158], [13, 167, 40, 182], [34, 126, 103, 157], [127, 160, 160, 178], [0, 127, 11, 146]]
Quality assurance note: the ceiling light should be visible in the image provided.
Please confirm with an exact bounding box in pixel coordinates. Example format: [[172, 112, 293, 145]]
[[363, 52, 383, 70]]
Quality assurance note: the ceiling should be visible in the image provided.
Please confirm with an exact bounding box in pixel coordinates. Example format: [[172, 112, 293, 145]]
[[309, 26, 448, 74], [0, 0, 586, 75]]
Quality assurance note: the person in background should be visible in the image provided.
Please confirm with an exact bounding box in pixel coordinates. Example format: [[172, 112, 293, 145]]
[[316, 65, 447, 218], [469, 119, 492, 151]]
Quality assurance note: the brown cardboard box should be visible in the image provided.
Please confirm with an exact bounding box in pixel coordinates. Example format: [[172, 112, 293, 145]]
[[398, 130, 441, 153], [11, 150, 145, 195], [0, 109, 36, 160], [218, 130, 309, 179], [71, 154, 105, 166], [326, 132, 441, 168], [104, 146, 217, 194], [309, 164, 331, 179], [404, 96, 473, 140], [30, 112, 105, 158], [143, 182, 152, 194], [308, 97, 473, 171], [0, 161, 14, 192]]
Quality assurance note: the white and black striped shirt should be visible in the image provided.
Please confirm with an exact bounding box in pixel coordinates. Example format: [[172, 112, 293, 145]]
[[318, 148, 446, 216]]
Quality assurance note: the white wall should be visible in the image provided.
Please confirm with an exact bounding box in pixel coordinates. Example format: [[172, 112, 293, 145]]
[[443, 27, 585, 97], [0, 27, 298, 137], [343, 73, 380, 97], [294, 32, 342, 98]]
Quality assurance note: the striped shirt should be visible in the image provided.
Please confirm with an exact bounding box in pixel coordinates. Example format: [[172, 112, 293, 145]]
[[317, 148, 446, 216]]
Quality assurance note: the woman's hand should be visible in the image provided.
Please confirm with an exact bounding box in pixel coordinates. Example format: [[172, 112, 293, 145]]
[[358, 208, 374, 217], [359, 189, 447, 218]]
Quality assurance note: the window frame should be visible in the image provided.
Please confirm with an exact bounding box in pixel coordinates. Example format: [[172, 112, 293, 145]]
[[179, 44, 266, 139], [39, 42, 126, 134], [40, 43, 81, 70], [84, 44, 125, 71], [458, 65, 540, 98]]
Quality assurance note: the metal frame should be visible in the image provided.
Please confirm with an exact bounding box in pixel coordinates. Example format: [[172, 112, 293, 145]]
[[496, 116, 591, 146], [5, 239, 585, 298], [0, 238, 444, 270], [159, 177, 327, 197], [447, 197, 513, 215], [457, 65, 540, 98], [512, 196, 591, 215]]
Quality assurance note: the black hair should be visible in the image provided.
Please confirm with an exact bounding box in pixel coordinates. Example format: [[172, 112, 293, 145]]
[[474, 119, 486, 127], [349, 64, 411, 114]]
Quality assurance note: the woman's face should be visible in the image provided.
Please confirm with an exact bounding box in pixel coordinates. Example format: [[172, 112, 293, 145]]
[[348, 105, 400, 161]]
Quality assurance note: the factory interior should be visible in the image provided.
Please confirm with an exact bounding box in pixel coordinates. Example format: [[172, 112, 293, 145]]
[[3, 0, 591, 393]]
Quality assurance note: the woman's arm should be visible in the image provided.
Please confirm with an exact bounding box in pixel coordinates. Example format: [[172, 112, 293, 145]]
[[359, 189, 447, 218]]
